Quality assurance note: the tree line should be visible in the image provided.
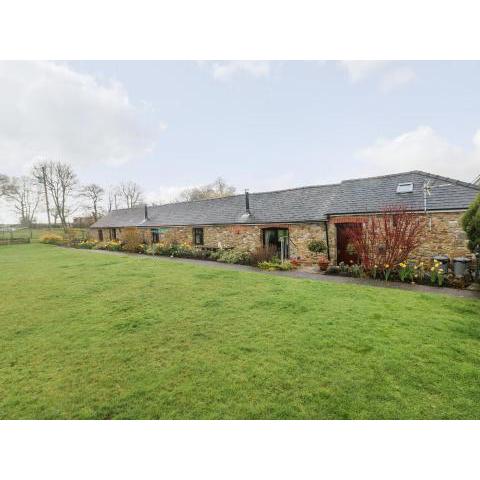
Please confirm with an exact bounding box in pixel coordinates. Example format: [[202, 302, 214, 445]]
[[0, 161, 235, 229]]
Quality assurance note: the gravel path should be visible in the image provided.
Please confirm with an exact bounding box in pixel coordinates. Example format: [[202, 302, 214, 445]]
[[82, 248, 480, 300]]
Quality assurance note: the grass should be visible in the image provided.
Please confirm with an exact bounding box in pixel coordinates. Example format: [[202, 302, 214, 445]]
[[1, 243, 479, 419]]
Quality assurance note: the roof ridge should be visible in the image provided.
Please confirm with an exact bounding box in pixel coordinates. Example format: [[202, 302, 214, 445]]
[[414, 170, 480, 190], [341, 170, 480, 190], [341, 170, 422, 183], [143, 183, 342, 209], [250, 183, 341, 196]]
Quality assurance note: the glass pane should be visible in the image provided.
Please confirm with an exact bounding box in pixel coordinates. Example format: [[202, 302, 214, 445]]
[[264, 229, 276, 245]]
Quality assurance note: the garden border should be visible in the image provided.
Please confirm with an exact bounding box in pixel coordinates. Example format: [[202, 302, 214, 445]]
[[68, 246, 480, 300]]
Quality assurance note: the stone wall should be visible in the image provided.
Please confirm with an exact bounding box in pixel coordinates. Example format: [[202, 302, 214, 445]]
[[203, 225, 262, 250], [327, 211, 471, 264], [92, 211, 470, 265], [413, 211, 471, 260], [289, 223, 328, 263], [327, 221, 338, 264], [153, 223, 328, 264], [93, 222, 329, 264]]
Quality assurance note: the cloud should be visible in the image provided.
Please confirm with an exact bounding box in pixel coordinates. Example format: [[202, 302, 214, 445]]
[[338, 61, 389, 83], [380, 66, 416, 93], [357, 126, 480, 181], [338, 61, 415, 92], [208, 61, 271, 81], [0, 61, 161, 174]]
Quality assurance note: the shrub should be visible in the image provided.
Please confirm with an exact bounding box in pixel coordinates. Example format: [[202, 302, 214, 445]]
[[105, 240, 122, 251], [147, 243, 162, 255], [39, 233, 64, 245], [76, 240, 97, 249], [208, 250, 222, 261], [462, 193, 480, 252], [350, 264, 363, 277], [258, 261, 279, 270], [325, 265, 340, 275], [216, 249, 251, 265], [307, 239, 327, 254], [154, 242, 175, 256], [135, 244, 147, 254], [63, 228, 86, 245], [121, 228, 145, 253], [345, 206, 426, 276], [258, 260, 294, 271], [277, 261, 294, 271], [250, 245, 278, 265]]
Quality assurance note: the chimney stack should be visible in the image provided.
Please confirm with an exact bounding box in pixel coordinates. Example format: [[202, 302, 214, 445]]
[[244, 189, 251, 215], [144, 204, 149, 221]]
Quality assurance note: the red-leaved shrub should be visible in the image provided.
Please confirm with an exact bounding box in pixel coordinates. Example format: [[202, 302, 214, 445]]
[[345, 205, 426, 272]]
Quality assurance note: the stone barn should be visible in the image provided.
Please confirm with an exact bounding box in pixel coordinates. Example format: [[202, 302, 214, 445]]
[[90, 171, 479, 265]]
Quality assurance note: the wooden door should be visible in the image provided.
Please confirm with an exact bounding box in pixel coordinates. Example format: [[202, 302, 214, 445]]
[[336, 223, 361, 264]]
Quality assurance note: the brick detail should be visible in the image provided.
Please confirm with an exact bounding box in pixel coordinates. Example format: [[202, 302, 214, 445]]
[[330, 216, 368, 224]]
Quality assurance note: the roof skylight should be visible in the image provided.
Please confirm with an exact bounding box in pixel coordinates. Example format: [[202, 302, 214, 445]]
[[396, 182, 413, 194]]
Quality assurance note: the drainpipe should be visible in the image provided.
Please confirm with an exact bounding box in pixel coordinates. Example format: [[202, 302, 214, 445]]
[[324, 220, 331, 261]]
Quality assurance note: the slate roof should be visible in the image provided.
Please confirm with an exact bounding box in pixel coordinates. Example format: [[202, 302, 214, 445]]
[[91, 205, 147, 228], [327, 171, 480, 215], [91, 171, 480, 228]]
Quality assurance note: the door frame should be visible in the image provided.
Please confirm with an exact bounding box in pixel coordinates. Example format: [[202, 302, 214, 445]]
[[335, 223, 361, 264], [262, 227, 289, 259]]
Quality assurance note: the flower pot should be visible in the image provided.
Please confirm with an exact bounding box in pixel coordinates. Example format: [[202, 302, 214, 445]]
[[318, 256, 330, 272]]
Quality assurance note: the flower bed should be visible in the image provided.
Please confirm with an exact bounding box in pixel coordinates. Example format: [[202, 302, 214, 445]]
[[42, 235, 300, 270], [325, 258, 473, 289]]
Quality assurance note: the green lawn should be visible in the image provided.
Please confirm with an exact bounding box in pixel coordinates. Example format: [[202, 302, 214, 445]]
[[1, 244, 479, 419]]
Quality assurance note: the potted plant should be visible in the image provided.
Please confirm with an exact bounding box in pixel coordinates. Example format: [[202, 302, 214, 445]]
[[317, 255, 330, 271]]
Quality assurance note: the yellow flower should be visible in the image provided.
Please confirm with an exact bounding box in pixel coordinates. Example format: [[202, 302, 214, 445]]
[[431, 267, 435, 271]]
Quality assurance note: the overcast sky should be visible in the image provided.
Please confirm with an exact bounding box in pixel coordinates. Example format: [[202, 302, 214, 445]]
[[1, 60, 480, 222]]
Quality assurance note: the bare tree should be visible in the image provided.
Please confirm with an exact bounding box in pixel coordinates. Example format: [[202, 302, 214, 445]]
[[51, 208, 60, 226], [43, 162, 77, 230], [180, 177, 236, 202], [107, 185, 121, 212], [119, 181, 144, 208], [79, 184, 104, 221], [3, 176, 40, 226], [0, 174, 13, 197], [32, 162, 52, 227]]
